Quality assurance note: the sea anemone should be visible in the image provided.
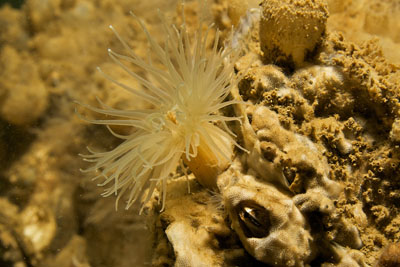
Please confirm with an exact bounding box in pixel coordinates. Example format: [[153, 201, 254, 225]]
[[77, 5, 242, 211]]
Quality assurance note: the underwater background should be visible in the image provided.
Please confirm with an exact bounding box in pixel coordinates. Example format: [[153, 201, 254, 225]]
[[0, 0, 400, 266]]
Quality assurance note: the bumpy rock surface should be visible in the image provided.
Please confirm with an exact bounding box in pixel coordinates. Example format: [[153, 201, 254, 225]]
[[259, 0, 328, 68]]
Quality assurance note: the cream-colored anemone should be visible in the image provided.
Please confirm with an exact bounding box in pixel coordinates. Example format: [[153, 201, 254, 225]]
[[78, 7, 242, 211]]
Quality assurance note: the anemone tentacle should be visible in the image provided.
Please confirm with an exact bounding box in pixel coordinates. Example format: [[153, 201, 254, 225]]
[[79, 7, 241, 211]]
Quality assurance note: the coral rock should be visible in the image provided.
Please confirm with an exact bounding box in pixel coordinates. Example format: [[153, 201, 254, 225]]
[[219, 171, 316, 266], [259, 0, 328, 67], [375, 243, 400, 267]]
